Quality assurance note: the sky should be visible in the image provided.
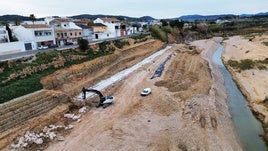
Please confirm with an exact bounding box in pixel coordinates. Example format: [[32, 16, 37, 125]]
[[1, 0, 268, 19]]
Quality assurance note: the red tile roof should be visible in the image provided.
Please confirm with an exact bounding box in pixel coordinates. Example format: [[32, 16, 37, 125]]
[[50, 18, 71, 24], [22, 24, 50, 29], [100, 17, 119, 23], [88, 23, 107, 27]]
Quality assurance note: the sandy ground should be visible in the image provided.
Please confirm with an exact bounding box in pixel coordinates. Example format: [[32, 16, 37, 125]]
[[222, 35, 268, 123], [42, 39, 242, 151]]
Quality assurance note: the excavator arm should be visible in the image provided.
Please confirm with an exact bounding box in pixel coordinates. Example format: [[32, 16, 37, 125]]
[[82, 87, 106, 104]]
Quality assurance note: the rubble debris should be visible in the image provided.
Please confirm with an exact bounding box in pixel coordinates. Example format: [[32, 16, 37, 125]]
[[64, 113, 81, 120], [10, 124, 74, 150], [78, 106, 88, 113]]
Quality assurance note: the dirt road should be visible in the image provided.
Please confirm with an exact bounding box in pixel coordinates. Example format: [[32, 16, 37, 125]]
[[45, 41, 242, 151]]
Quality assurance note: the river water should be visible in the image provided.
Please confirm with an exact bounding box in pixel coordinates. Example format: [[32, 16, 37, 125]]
[[212, 44, 267, 151]]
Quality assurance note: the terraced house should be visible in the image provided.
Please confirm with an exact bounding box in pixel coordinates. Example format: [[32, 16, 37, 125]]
[[13, 24, 55, 50], [49, 18, 82, 46]]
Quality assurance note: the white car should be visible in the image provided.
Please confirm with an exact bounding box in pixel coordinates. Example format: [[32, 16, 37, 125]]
[[38, 45, 49, 50], [140, 88, 152, 96]]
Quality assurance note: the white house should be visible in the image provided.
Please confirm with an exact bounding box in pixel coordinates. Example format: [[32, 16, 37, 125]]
[[13, 24, 56, 50], [49, 18, 82, 45], [149, 20, 162, 26], [94, 18, 121, 38], [87, 22, 109, 40], [76, 24, 94, 41], [0, 26, 10, 43]]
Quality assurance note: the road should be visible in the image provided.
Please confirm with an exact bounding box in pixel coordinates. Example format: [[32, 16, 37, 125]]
[[0, 33, 149, 62]]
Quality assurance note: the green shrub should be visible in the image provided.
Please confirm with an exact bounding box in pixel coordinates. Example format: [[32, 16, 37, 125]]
[[256, 64, 267, 70], [113, 40, 130, 49], [262, 41, 268, 46], [162, 26, 174, 34], [131, 34, 148, 40], [34, 50, 59, 64], [99, 41, 111, 51], [239, 59, 255, 70], [228, 60, 239, 68], [149, 26, 167, 42]]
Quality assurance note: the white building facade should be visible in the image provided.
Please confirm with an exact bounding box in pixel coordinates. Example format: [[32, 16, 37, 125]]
[[94, 18, 121, 38], [13, 24, 56, 50], [0, 26, 10, 43]]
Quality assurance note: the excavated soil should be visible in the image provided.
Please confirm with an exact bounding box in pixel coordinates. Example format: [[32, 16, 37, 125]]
[[3, 39, 242, 151], [44, 41, 241, 151]]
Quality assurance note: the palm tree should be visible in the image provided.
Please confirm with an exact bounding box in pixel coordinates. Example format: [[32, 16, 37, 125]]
[[29, 14, 36, 24]]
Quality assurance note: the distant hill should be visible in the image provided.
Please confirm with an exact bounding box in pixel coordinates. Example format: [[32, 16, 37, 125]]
[[70, 14, 136, 21], [178, 14, 237, 21], [0, 14, 155, 23], [0, 15, 29, 22], [139, 16, 155, 22], [70, 14, 155, 22], [240, 12, 268, 17]]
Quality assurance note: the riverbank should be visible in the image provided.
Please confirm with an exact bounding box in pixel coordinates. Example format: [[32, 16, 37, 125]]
[[222, 35, 268, 140]]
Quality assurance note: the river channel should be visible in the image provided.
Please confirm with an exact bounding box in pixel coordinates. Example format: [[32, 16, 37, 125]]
[[212, 44, 267, 151]]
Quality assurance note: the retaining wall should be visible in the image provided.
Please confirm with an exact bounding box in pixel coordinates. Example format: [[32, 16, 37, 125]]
[[0, 90, 70, 133]]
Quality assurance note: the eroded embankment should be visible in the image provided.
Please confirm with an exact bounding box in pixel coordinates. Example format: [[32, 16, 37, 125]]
[[0, 40, 165, 150], [41, 40, 164, 97]]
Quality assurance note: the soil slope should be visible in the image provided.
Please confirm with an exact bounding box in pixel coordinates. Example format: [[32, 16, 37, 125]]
[[44, 40, 242, 151]]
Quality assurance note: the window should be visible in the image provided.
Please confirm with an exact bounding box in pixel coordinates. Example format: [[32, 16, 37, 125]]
[[57, 33, 60, 37], [45, 32, 51, 35], [79, 32, 81, 35], [64, 33, 67, 36], [75, 32, 77, 36], [70, 33, 73, 36]]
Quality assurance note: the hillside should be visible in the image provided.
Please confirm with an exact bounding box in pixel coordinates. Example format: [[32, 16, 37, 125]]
[[0, 14, 155, 22]]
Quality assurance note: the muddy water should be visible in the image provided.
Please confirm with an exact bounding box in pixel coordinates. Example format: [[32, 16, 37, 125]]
[[213, 44, 267, 151]]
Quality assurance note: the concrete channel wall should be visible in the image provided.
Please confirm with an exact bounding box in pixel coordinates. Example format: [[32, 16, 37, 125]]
[[0, 90, 70, 133]]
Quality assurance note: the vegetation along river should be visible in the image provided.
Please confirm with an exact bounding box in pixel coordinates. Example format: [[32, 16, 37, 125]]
[[212, 44, 266, 151]]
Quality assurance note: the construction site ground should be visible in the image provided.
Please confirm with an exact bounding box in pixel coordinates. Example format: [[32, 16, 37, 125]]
[[4, 39, 242, 151]]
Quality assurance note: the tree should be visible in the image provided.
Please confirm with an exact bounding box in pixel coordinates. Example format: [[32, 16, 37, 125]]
[[78, 38, 89, 52], [160, 19, 168, 26], [6, 24, 12, 42], [1, 21, 8, 26], [14, 18, 21, 25], [169, 19, 184, 29], [29, 14, 36, 24]]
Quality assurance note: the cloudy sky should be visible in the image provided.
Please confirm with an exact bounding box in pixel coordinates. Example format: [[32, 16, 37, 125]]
[[1, 0, 268, 18]]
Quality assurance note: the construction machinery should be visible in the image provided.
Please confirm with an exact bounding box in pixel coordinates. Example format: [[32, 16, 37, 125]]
[[82, 87, 114, 108]]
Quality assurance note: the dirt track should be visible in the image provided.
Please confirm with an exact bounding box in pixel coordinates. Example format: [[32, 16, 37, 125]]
[[44, 41, 242, 151]]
